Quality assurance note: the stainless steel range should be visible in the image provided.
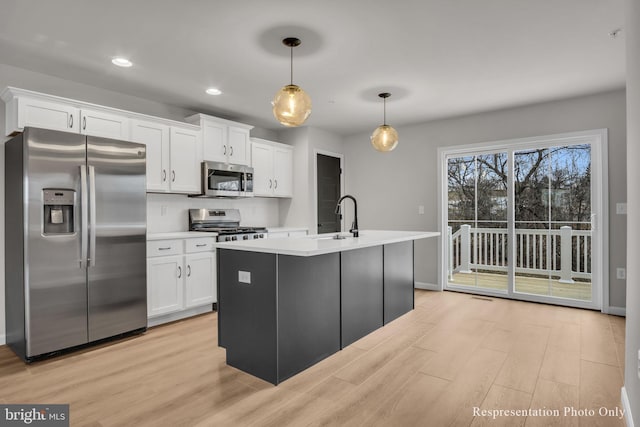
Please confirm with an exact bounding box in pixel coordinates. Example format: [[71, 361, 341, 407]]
[[189, 208, 267, 242]]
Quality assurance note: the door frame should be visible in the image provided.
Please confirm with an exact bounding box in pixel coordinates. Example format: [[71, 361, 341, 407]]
[[437, 129, 609, 312], [313, 149, 345, 235]]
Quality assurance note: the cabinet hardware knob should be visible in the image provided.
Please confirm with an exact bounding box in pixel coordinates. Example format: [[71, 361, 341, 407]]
[[274, 179, 278, 189], [269, 179, 272, 188], [223, 145, 226, 155], [172, 170, 176, 182], [69, 114, 74, 128], [187, 265, 191, 277], [158, 247, 171, 250], [82, 116, 86, 130], [196, 243, 207, 247], [230, 146, 234, 156], [162, 170, 166, 182], [177, 266, 182, 278]]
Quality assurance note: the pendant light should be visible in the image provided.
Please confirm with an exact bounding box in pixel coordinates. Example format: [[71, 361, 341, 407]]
[[272, 37, 312, 127], [370, 92, 399, 152]]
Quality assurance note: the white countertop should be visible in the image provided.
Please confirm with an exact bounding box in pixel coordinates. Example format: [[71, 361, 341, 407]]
[[147, 231, 216, 241], [266, 227, 309, 233], [213, 230, 440, 256]]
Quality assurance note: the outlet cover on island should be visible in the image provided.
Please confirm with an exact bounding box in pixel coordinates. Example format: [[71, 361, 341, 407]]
[[616, 268, 626, 280], [616, 203, 627, 214], [238, 271, 251, 284], [418, 205, 425, 215]]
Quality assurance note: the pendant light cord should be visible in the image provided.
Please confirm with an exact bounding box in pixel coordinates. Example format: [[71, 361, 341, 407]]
[[383, 97, 387, 125], [290, 46, 294, 85]]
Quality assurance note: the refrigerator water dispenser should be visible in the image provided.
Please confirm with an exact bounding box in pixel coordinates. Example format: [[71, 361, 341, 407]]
[[43, 189, 75, 234]]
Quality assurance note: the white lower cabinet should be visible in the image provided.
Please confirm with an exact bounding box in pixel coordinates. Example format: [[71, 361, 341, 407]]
[[147, 255, 184, 317], [185, 252, 216, 308], [147, 237, 216, 325]]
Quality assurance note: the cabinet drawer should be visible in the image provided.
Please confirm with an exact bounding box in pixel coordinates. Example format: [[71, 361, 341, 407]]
[[147, 239, 183, 257], [185, 237, 216, 253]]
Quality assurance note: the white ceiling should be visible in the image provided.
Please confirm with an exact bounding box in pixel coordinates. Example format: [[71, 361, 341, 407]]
[[0, 0, 626, 136]]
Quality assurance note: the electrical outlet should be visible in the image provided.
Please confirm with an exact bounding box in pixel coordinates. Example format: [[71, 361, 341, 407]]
[[238, 271, 251, 284], [418, 205, 425, 215], [616, 268, 626, 280], [616, 203, 627, 215], [160, 206, 168, 216]]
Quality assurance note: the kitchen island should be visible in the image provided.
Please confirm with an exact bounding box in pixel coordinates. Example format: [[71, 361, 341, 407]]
[[215, 230, 439, 384]]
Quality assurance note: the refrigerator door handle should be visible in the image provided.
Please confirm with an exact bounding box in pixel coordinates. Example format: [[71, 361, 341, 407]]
[[88, 165, 97, 267], [80, 165, 88, 268]]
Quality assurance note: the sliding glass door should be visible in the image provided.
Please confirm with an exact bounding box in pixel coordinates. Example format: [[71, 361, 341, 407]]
[[513, 145, 592, 301], [441, 130, 605, 309], [448, 153, 508, 292]]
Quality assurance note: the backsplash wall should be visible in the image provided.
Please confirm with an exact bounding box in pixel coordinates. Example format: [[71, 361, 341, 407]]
[[147, 193, 280, 233]]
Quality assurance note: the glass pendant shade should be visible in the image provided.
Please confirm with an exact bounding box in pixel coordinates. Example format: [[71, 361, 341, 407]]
[[370, 124, 399, 152], [272, 84, 312, 127]]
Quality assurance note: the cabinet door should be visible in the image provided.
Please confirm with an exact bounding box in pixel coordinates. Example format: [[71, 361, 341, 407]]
[[169, 126, 201, 194], [147, 256, 184, 317], [251, 142, 274, 197], [130, 119, 170, 192], [228, 126, 250, 165], [202, 120, 228, 162], [273, 146, 293, 197], [80, 108, 130, 140], [17, 97, 79, 133], [185, 252, 216, 307]]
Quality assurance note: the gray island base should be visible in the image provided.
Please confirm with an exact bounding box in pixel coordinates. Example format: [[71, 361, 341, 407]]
[[216, 230, 439, 385]]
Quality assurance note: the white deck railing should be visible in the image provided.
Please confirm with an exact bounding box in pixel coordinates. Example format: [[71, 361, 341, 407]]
[[448, 225, 591, 283]]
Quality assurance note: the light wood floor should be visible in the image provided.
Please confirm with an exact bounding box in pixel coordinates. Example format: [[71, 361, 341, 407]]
[[0, 290, 626, 427], [451, 272, 592, 301]]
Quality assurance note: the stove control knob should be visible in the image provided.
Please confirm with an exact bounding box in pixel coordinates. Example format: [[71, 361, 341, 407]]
[[225, 237, 232, 242], [258, 234, 264, 238], [243, 235, 249, 240], [231, 236, 238, 241]]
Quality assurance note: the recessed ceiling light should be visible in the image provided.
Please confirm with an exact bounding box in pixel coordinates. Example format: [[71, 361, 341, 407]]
[[206, 88, 222, 96], [111, 57, 133, 67]]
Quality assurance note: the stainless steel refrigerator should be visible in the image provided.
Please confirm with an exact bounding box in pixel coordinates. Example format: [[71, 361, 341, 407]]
[[5, 127, 147, 362]]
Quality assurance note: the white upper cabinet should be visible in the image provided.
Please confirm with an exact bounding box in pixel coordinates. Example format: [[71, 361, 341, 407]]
[[250, 138, 293, 198], [1, 89, 129, 139], [169, 126, 201, 194], [186, 113, 253, 166], [80, 108, 129, 140], [273, 145, 293, 197], [130, 119, 171, 192], [227, 126, 250, 165], [15, 96, 80, 134], [202, 120, 227, 162], [130, 119, 201, 194]]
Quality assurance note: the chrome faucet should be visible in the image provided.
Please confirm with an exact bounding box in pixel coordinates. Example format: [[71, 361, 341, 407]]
[[335, 195, 359, 237]]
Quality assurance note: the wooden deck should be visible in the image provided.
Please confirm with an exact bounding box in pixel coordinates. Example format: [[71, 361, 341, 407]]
[[449, 272, 592, 301]]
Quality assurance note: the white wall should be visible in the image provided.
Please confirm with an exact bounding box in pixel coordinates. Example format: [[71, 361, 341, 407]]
[[147, 193, 280, 232], [343, 90, 627, 301], [0, 64, 281, 344], [624, 0, 640, 421]]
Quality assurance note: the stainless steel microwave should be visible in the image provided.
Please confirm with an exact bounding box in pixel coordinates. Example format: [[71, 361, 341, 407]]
[[200, 161, 254, 198]]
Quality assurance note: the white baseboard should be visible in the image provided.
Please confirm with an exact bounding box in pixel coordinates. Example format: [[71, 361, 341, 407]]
[[148, 305, 214, 328], [0, 334, 5, 346], [622, 386, 635, 427], [414, 282, 441, 291], [609, 306, 626, 316]]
